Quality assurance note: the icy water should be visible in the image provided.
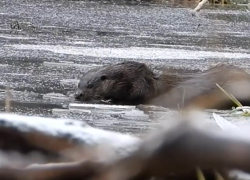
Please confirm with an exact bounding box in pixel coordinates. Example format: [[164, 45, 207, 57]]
[[1, 0, 250, 134]]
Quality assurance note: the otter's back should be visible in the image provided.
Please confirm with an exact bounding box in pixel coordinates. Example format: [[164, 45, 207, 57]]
[[149, 64, 250, 109]]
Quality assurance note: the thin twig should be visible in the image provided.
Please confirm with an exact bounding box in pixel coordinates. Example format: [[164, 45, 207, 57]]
[[214, 170, 225, 180], [5, 86, 11, 112], [182, 89, 186, 108], [192, 0, 209, 12], [196, 167, 206, 180], [216, 83, 243, 107]]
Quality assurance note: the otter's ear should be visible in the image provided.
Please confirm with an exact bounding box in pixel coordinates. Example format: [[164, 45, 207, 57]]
[[100, 75, 107, 81]]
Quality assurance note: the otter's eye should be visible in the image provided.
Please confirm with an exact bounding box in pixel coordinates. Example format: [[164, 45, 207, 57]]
[[100, 75, 107, 81], [87, 84, 93, 89]]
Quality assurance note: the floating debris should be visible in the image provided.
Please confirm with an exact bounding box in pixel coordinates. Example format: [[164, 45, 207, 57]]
[[43, 93, 69, 101], [212, 112, 240, 130], [69, 103, 136, 111]]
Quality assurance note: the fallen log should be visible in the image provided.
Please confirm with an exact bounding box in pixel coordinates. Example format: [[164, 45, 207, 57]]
[[0, 113, 140, 166]]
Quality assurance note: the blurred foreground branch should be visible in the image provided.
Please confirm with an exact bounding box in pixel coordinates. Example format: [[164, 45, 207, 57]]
[[0, 114, 250, 180]]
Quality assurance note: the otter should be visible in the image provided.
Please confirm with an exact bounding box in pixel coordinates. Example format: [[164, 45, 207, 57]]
[[75, 61, 250, 110], [75, 61, 191, 105]]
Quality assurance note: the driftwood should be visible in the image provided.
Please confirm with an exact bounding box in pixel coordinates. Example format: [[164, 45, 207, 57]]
[[0, 113, 249, 180]]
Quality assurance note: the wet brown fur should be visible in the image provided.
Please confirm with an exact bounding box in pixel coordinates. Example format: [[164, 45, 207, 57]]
[[75, 61, 160, 105], [75, 61, 250, 110]]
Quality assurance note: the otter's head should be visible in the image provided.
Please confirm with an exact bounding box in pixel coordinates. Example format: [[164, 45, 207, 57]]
[[74, 61, 158, 105], [74, 66, 110, 103]]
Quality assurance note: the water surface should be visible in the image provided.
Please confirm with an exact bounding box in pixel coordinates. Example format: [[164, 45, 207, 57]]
[[0, 0, 250, 134]]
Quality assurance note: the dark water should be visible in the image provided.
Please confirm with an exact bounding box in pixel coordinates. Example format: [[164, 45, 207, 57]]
[[0, 0, 250, 134]]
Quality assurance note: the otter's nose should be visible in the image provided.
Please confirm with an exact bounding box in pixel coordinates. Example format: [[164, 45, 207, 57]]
[[74, 90, 84, 100]]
